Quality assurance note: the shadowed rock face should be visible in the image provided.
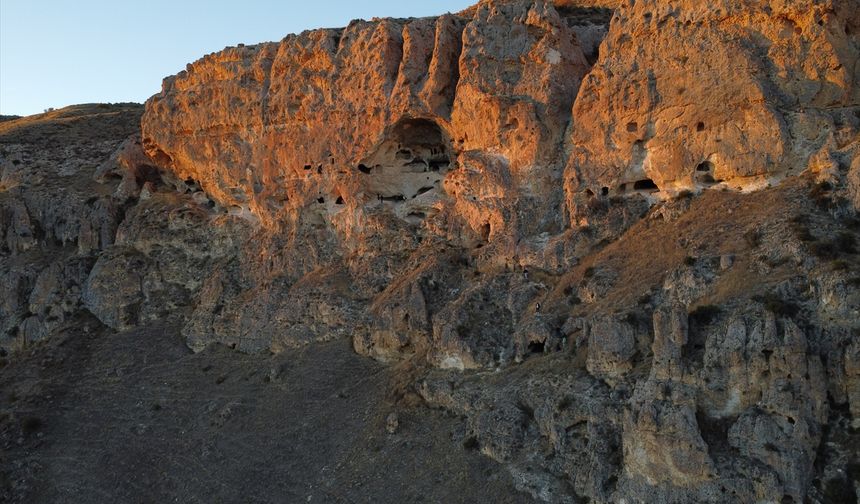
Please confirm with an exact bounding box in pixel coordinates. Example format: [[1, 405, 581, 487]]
[[3, 1, 860, 503]]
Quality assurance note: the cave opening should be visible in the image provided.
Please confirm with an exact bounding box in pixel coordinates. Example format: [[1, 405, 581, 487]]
[[697, 161, 714, 172], [528, 341, 545, 354], [696, 161, 719, 186], [359, 118, 453, 221], [633, 179, 659, 192]]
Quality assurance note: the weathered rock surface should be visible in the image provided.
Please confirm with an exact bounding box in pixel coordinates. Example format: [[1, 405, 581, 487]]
[[565, 0, 860, 209], [3, 0, 860, 503]]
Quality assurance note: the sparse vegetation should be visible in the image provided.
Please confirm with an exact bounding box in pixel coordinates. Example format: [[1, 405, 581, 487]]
[[810, 181, 834, 210], [835, 232, 857, 254], [790, 221, 816, 242], [760, 254, 790, 268], [808, 241, 837, 260], [830, 259, 851, 271], [744, 229, 762, 248]]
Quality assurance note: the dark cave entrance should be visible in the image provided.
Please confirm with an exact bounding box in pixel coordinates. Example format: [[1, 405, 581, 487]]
[[358, 118, 453, 223]]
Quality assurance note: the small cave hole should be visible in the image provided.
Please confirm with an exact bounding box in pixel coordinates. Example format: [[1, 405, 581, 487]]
[[480, 222, 491, 242], [429, 159, 450, 172], [528, 341, 546, 355], [303, 164, 312, 171], [317, 197, 325, 204], [585, 189, 595, 197], [358, 164, 372, 174], [626, 122, 638, 132], [414, 186, 434, 197], [697, 161, 714, 172], [633, 179, 659, 191], [463, 436, 480, 451], [335, 196, 345, 205], [696, 122, 706, 132], [601, 187, 609, 196]]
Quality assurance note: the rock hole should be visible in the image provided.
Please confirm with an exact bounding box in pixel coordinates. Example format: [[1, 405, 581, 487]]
[[414, 186, 434, 197], [317, 197, 325, 204], [697, 161, 714, 172], [335, 196, 344, 205], [463, 436, 480, 450], [361, 118, 452, 214], [633, 179, 658, 191], [626, 122, 638, 132], [528, 341, 545, 354], [429, 159, 449, 171], [697, 122, 705, 132], [481, 222, 491, 242], [303, 164, 312, 171], [601, 187, 609, 196]]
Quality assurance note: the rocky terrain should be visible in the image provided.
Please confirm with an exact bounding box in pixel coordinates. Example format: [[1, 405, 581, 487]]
[[2, 0, 860, 502]]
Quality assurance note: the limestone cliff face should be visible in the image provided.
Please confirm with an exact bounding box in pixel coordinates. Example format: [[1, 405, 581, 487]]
[[142, 0, 860, 229], [136, 0, 860, 361], [142, 0, 592, 241], [565, 0, 860, 219]]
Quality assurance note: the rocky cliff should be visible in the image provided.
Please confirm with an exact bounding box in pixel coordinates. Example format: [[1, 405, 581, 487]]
[[2, 0, 860, 502]]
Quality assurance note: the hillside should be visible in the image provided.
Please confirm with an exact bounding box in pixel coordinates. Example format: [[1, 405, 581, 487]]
[[2, 1, 860, 502]]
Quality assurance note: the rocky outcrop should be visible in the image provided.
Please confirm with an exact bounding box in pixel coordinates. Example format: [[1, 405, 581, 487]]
[[141, 0, 591, 238], [3, 1, 860, 503], [565, 0, 860, 215]]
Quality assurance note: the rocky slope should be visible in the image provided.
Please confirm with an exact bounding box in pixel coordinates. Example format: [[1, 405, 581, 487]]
[[2, 0, 860, 502]]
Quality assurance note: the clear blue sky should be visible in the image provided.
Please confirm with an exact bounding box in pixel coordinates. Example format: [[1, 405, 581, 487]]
[[0, 0, 472, 116]]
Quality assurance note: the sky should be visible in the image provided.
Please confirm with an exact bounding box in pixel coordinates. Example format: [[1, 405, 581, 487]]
[[0, 0, 472, 116]]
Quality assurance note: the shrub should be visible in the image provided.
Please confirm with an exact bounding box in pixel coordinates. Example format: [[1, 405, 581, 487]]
[[831, 259, 851, 271], [809, 241, 838, 260], [744, 229, 762, 248], [810, 181, 834, 210], [790, 221, 816, 242], [835, 232, 857, 254]]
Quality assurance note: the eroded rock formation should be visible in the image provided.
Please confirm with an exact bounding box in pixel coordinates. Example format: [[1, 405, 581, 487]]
[[2, 0, 860, 502]]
